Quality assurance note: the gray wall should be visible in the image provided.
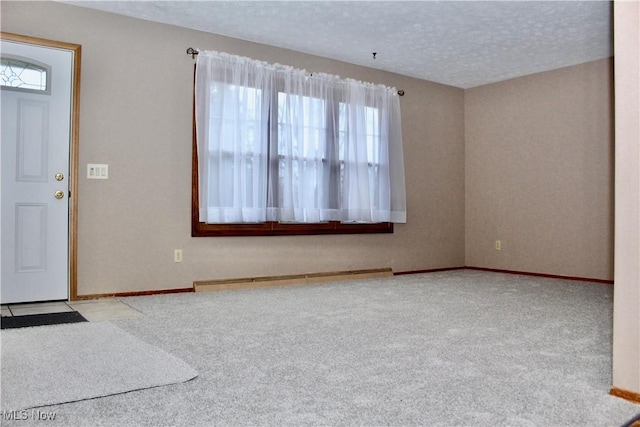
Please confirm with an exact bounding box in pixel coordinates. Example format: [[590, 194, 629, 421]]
[[2, 1, 466, 295], [2, 1, 614, 295], [465, 59, 614, 280]]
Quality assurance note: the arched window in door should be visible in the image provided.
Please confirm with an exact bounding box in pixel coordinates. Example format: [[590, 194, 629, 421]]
[[0, 55, 50, 94]]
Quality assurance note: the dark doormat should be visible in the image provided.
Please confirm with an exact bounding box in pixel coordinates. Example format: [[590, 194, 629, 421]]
[[1, 311, 88, 329]]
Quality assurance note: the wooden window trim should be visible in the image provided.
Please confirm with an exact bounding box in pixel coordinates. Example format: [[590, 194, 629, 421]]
[[191, 69, 394, 237]]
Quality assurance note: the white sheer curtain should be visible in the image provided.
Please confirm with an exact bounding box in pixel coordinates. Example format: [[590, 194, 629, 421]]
[[268, 70, 339, 222], [195, 52, 273, 223], [339, 79, 406, 223], [195, 50, 406, 224]]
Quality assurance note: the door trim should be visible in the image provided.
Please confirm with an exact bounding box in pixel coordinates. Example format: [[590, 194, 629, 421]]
[[1, 32, 81, 301]]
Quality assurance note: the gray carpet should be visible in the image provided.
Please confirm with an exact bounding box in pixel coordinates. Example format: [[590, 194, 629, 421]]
[[0, 322, 197, 411], [1, 270, 638, 426]]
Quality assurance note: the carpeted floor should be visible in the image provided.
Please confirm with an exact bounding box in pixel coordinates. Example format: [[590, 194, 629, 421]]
[[1, 270, 638, 426]]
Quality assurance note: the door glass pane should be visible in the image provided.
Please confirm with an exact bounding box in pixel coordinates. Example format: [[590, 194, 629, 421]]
[[1, 57, 49, 93]]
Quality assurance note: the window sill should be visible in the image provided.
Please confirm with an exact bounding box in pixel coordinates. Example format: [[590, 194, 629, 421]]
[[191, 221, 393, 237]]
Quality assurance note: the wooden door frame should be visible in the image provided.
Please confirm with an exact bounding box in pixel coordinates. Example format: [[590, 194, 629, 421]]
[[1, 32, 81, 301]]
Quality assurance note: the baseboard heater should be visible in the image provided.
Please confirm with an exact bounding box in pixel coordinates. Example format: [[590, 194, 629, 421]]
[[193, 268, 393, 292]]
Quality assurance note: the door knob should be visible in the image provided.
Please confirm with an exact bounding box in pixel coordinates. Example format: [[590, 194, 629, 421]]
[[54, 190, 64, 200]]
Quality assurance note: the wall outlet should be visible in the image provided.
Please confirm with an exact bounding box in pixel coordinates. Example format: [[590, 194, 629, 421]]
[[495, 240, 502, 251], [174, 249, 183, 263]]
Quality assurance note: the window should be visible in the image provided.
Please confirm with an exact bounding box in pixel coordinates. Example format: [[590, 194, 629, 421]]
[[192, 51, 406, 236], [0, 56, 50, 94]]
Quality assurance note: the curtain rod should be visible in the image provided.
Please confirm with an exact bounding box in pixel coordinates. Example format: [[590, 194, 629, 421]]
[[186, 47, 405, 97]]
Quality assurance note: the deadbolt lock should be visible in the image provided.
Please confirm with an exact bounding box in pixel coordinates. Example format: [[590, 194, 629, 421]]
[[55, 173, 64, 181]]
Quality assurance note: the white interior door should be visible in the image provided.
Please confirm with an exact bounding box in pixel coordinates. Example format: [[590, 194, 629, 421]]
[[1, 40, 73, 304]]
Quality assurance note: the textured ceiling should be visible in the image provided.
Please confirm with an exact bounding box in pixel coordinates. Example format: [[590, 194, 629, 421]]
[[61, 1, 612, 88]]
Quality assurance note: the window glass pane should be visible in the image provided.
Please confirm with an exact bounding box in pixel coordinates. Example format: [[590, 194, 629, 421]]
[[0, 57, 48, 92], [338, 104, 380, 163], [207, 83, 264, 212], [277, 92, 326, 158], [209, 84, 262, 154], [276, 92, 330, 219], [366, 105, 380, 163]]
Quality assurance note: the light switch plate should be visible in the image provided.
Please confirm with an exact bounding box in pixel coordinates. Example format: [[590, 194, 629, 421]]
[[87, 164, 109, 179]]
